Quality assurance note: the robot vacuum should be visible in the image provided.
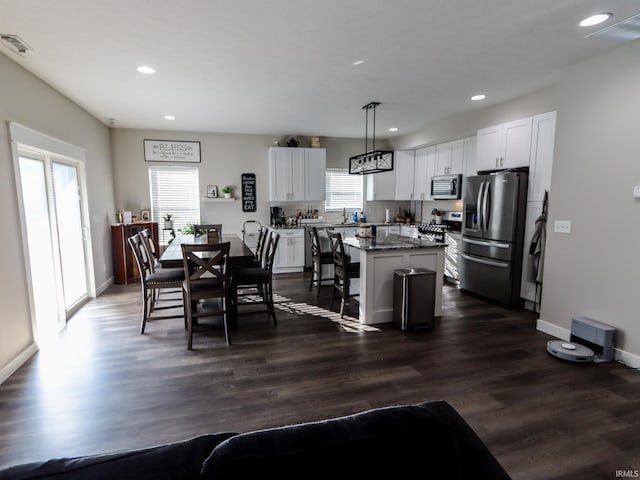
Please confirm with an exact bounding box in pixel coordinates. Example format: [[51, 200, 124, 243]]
[[547, 340, 594, 363]]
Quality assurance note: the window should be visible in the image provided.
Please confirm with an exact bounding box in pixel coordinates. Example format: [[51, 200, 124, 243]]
[[149, 166, 200, 244], [324, 168, 363, 211]]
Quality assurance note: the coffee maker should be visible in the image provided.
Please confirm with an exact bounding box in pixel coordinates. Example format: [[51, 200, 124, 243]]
[[270, 206, 283, 227]]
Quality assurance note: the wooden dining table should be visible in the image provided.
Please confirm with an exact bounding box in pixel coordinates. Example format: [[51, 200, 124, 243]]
[[159, 234, 255, 269]]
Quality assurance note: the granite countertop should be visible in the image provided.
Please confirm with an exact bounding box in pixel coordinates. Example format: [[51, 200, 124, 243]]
[[342, 233, 445, 251]]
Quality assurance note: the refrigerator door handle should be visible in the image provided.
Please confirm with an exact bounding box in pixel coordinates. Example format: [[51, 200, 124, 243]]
[[462, 254, 509, 268], [462, 238, 510, 249], [482, 182, 490, 232], [476, 182, 485, 231]]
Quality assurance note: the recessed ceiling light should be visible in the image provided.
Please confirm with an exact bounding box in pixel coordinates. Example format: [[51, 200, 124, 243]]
[[471, 94, 486, 101], [164, 115, 175, 120], [352, 60, 365, 66], [137, 65, 156, 74], [388, 127, 399, 132], [579, 13, 612, 27]]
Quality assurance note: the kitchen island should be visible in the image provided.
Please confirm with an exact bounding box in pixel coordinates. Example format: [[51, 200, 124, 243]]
[[342, 232, 446, 325]]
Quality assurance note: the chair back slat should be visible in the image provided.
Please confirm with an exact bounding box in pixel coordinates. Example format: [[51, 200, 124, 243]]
[[139, 228, 157, 271], [328, 231, 347, 270], [128, 233, 153, 281], [181, 242, 231, 290], [262, 231, 279, 272]]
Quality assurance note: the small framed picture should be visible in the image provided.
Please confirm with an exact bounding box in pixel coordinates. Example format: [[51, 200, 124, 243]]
[[140, 210, 150, 221], [207, 185, 218, 198]]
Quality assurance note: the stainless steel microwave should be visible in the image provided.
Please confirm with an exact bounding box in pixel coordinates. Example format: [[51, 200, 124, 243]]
[[431, 174, 462, 200]]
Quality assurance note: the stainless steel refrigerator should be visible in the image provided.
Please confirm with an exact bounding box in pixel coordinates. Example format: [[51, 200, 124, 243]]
[[460, 171, 528, 306]]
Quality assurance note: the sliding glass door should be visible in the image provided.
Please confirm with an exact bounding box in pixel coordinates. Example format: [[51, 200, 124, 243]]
[[18, 154, 88, 342]]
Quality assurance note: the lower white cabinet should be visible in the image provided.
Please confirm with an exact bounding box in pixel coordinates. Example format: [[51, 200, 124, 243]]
[[444, 232, 461, 282], [273, 229, 305, 274]]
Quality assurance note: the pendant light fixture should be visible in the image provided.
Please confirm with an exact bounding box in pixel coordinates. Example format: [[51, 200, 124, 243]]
[[349, 102, 394, 175]]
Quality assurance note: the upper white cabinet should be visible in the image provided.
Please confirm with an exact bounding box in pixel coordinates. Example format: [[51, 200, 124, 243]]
[[463, 135, 477, 177], [476, 117, 533, 172], [304, 148, 326, 201], [434, 139, 464, 176], [269, 147, 325, 202], [394, 150, 416, 200], [366, 168, 396, 201], [527, 111, 556, 203], [413, 146, 436, 201]]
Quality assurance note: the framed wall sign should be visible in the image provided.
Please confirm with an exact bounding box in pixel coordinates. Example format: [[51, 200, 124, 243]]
[[144, 139, 201, 163], [241, 173, 256, 212]]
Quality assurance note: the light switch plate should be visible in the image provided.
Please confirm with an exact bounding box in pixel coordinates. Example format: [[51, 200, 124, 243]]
[[634, 186, 640, 198], [554, 220, 571, 234]]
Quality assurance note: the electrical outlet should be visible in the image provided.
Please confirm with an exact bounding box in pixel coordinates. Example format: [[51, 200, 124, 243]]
[[554, 220, 571, 234]]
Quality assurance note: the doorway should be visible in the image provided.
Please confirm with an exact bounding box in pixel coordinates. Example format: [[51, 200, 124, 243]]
[[12, 128, 91, 345]]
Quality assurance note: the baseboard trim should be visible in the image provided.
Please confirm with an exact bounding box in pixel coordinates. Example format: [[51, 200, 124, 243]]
[[0, 342, 39, 385], [537, 318, 640, 369], [96, 276, 114, 296], [536, 318, 570, 341]]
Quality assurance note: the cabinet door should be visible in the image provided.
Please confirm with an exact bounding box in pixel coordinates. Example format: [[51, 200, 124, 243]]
[[366, 169, 396, 201], [304, 148, 326, 201], [414, 146, 435, 200], [463, 136, 477, 177], [291, 237, 305, 267], [502, 117, 533, 169], [394, 150, 415, 200], [269, 148, 290, 202], [289, 149, 305, 201], [435, 142, 451, 176], [449, 138, 464, 174], [528, 111, 556, 203], [476, 124, 503, 172]]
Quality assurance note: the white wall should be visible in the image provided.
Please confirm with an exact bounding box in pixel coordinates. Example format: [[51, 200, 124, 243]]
[[111, 131, 379, 233], [0, 52, 115, 378], [540, 40, 640, 360]]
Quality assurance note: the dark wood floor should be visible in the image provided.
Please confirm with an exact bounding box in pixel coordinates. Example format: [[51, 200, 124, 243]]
[[1, 274, 639, 478]]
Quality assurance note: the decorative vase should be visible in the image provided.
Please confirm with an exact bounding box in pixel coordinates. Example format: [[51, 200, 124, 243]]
[[164, 220, 173, 230], [224, 193, 231, 199]]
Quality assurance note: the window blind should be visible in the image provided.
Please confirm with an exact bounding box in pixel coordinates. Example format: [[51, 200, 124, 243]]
[[149, 166, 200, 244], [324, 168, 363, 211]]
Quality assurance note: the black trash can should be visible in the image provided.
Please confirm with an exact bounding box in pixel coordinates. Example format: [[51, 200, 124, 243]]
[[393, 268, 436, 331]]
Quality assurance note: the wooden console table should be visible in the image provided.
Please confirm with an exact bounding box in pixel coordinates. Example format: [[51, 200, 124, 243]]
[[111, 222, 158, 284]]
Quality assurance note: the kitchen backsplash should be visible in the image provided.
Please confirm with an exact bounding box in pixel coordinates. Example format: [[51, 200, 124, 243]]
[[270, 198, 463, 224]]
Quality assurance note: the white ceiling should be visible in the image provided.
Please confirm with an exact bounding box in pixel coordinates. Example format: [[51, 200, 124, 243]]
[[1, 0, 637, 138]]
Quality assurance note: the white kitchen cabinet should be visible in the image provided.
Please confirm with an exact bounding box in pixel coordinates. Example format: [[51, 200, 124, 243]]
[[434, 139, 464, 176], [394, 150, 416, 200], [304, 148, 326, 201], [273, 228, 305, 273], [366, 168, 396, 201], [413, 146, 436, 201], [476, 117, 532, 172], [268, 147, 325, 202], [527, 111, 556, 203], [463, 135, 477, 177]]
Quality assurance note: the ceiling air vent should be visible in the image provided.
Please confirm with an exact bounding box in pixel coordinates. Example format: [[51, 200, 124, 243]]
[[0, 34, 33, 56], [587, 13, 640, 42]]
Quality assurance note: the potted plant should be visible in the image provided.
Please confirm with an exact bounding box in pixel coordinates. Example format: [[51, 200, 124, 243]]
[[222, 185, 233, 199], [163, 214, 173, 230]]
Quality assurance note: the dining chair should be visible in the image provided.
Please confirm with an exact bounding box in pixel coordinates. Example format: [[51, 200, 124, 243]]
[[229, 231, 280, 326], [308, 227, 334, 296], [327, 231, 360, 318], [194, 223, 222, 241], [127, 233, 185, 334], [140, 227, 182, 299], [181, 242, 231, 349]]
